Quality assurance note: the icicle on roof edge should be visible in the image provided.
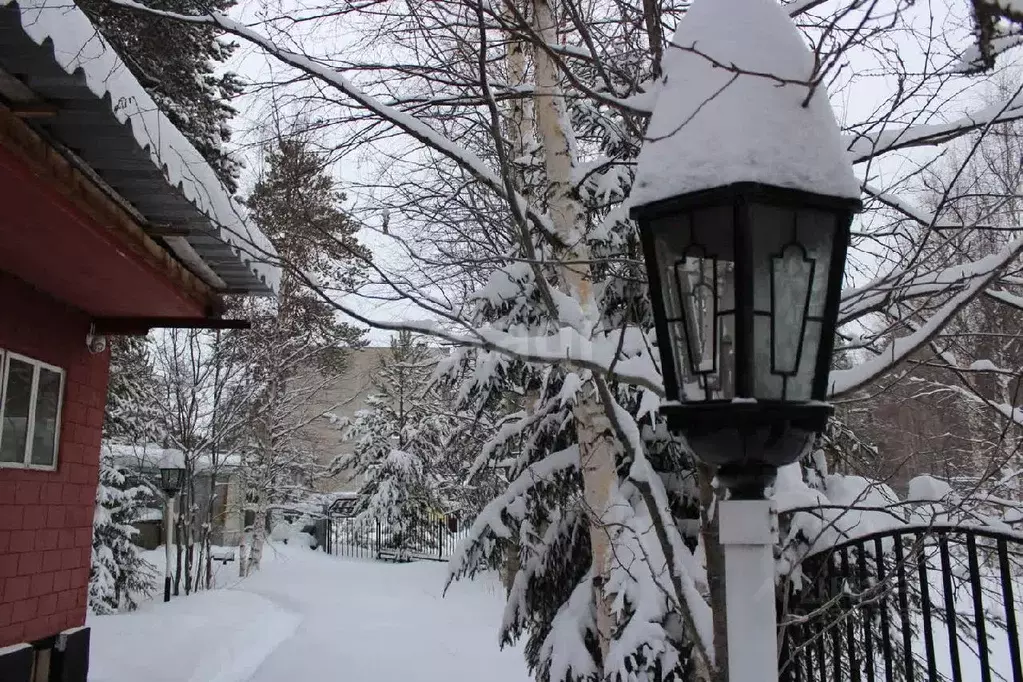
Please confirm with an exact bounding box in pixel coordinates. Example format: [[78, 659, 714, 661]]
[[630, 0, 861, 209]]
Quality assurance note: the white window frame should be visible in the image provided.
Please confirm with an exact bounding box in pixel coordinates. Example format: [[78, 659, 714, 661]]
[[0, 349, 65, 471]]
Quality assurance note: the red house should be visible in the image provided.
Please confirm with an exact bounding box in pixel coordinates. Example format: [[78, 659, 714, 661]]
[[0, 0, 278, 679]]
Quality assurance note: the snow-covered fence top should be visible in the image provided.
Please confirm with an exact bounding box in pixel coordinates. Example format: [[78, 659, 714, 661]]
[[774, 463, 1023, 579]]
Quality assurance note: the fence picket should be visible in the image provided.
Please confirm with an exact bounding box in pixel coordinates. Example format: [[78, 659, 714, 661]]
[[781, 525, 1023, 682], [325, 513, 468, 563]]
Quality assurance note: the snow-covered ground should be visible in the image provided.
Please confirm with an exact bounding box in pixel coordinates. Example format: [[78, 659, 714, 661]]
[[88, 545, 529, 682]]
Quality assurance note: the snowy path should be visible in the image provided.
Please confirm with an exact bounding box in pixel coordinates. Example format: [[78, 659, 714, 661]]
[[88, 545, 530, 682]]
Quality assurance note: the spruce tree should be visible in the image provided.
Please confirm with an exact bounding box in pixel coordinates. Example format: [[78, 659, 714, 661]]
[[234, 135, 368, 572], [76, 0, 243, 192], [90, 448, 157, 614], [339, 332, 455, 557], [103, 335, 159, 444]]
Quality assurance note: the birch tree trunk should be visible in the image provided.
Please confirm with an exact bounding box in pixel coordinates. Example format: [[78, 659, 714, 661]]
[[531, 0, 617, 661], [239, 529, 250, 578], [499, 0, 532, 602], [248, 497, 269, 573], [698, 463, 728, 682]]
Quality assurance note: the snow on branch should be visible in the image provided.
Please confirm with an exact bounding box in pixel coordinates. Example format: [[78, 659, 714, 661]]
[[106, 0, 560, 242], [953, 28, 1023, 73], [983, 286, 1023, 311], [846, 93, 1023, 163], [839, 257, 984, 324], [830, 234, 1023, 396], [862, 184, 937, 227], [464, 407, 551, 482], [774, 465, 907, 575], [784, 0, 831, 16], [448, 444, 580, 575], [474, 326, 662, 393]]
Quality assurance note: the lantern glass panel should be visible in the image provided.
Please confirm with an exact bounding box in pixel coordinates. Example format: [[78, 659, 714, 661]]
[[749, 204, 836, 401], [161, 467, 183, 494], [651, 206, 735, 401]]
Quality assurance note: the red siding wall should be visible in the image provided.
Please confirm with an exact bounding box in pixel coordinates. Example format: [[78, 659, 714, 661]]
[[0, 270, 109, 647]]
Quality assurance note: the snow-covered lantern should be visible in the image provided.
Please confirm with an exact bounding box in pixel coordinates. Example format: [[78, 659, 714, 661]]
[[159, 464, 185, 496], [629, 0, 862, 497]]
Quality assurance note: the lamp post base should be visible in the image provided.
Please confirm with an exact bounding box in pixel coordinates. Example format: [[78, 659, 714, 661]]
[[164, 494, 175, 603], [719, 499, 778, 682]]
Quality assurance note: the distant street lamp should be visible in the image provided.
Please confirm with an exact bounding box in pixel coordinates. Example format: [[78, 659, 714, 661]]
[[159, 464, 184, 603], [629, 0, 862, 677]]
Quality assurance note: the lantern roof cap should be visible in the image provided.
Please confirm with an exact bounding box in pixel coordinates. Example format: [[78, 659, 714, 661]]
[[630, 0, 861, 211]]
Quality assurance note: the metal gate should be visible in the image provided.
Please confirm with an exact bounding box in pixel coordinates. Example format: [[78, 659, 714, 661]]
[[324, 514, 469, 562], [779, 525, 1023, 682]]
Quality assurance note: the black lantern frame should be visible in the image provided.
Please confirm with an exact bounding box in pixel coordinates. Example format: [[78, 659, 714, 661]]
[[159, 466, 185, 496], [633, 182, 861, 495]]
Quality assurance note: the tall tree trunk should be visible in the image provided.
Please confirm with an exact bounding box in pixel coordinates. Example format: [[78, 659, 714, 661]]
[[531, 0, 617, 661], [248, 500, 269, 573], [174, 514, 183, 596], [698, 463, 728, 682], [640, 0, 664, 77], [184, 481, 194, 595], [239, 528, 250, 578], [500, 8, 532, 602]]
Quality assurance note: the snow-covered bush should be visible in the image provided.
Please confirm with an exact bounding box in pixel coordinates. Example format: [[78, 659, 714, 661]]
[[90, 447, 158, 614], [270, 519, 317, 548]]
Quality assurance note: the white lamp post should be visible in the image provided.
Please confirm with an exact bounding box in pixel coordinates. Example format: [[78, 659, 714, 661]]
[[629, 0, 861, 679], [159, 463, 184, 603]]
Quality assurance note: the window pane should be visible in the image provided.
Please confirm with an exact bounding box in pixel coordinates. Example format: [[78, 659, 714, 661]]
[[1, 359, 33, 463], [31, 368, 62, 466]]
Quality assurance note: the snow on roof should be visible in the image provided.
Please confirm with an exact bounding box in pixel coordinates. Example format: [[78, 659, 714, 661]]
[[104, 442, 241, 472], [1, 0, 280, 294], [630, 0, 861, 209], [136, 507, 164, 523]]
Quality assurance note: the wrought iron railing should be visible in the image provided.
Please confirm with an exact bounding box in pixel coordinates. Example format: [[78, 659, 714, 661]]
[[324, 514, 469, 562], [779, 525, 1023, 682]]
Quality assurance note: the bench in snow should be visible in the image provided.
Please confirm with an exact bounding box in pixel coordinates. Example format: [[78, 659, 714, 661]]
[[211, 549, 236, 564], [376, 549, 412, 563]]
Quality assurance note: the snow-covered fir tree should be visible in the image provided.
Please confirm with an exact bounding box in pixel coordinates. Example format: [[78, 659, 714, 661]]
[[420, 6, 708, 678], [90, 447, 157, 614], [93, 336, 160, 613], [339, 332, 457, 557], [77, 0, 243, 191], [442, 227, 706, 682], [103, 336, 159, 444]]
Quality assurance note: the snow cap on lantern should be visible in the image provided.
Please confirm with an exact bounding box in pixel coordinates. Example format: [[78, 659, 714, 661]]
[[630, 0, 860, 207]]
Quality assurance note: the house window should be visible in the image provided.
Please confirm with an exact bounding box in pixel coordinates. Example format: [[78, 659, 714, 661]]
[[0, 351, 64, 469]]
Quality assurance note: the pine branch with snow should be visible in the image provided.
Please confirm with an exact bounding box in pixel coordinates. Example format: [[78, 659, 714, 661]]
[[90, 447, 158, 614]]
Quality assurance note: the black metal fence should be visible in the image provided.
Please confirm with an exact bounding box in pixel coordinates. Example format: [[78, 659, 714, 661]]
[[779, 525, 1023, 682], [325, 515, 469, 562]]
